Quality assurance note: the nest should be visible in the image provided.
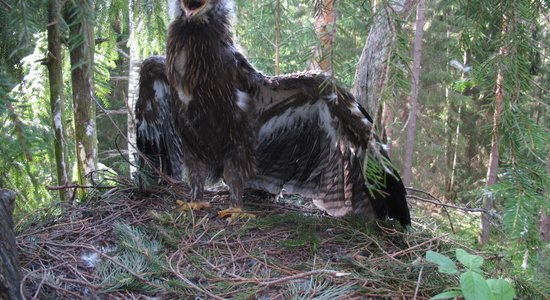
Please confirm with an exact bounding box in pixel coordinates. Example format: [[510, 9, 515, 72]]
[[16, 182, 455, 299]]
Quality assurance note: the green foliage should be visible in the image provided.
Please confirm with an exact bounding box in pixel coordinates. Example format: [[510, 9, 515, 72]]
[[426, 249, 516, 300], [96, 222, 166, 293]]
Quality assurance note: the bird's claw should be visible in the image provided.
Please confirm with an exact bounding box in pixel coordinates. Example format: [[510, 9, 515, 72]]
[[218, 207, 255, 222], [176, 200, 212, 212]]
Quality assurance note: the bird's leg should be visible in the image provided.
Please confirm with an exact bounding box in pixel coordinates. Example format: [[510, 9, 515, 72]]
[[178, 158, 210, 212], [222, 158, 244, 208], [218, 157, 255, 221]]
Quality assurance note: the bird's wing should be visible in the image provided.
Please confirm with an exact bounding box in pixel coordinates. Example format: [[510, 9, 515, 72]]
[[135, 56, 184, 183], [247, 72, 410, 226]]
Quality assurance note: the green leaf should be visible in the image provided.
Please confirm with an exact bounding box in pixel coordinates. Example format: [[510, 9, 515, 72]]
[[460, 271, 495, 300], [431, 290, 463, 299], [456, 249, 484, 272], [486, 279, 516, 300], [426, 251, 458, 274]]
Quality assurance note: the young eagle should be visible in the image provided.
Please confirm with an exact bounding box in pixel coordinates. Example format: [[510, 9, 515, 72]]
[[135, 0, 411, 227]]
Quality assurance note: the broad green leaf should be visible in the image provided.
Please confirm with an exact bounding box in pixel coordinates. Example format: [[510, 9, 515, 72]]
[[426, 251, 458, 274], [456, 249, 484, 272], [486, 278, 516, 300], [431, 290, 463, 299], [460, 271, 495, 300]]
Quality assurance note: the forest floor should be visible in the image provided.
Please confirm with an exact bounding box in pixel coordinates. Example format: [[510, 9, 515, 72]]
[[14, 180, 516, 299]]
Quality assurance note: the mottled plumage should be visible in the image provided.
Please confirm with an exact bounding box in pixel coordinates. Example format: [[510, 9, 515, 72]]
[[165, 0, 255, 206], [135, 56, 183, 183], [135, 0, 411, 227]]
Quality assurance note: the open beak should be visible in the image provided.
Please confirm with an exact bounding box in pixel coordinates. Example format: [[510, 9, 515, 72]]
[[183, 0, 207, 17]]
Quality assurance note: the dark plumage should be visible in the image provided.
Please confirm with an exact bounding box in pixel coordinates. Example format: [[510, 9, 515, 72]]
[[135, 0, 411, 227], [165, 0, 255, 206], [135, 56, 183, 183]]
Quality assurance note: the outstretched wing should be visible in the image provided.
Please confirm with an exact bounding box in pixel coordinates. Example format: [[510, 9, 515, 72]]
[[135, 56, 184, 183], [245, 71, 410, 227]]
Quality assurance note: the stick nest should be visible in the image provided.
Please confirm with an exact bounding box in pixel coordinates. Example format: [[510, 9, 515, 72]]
[[16, 182, 457, 299]]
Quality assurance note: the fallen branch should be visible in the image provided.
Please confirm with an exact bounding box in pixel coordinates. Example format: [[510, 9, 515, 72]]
[[46, 183, 114, 190]]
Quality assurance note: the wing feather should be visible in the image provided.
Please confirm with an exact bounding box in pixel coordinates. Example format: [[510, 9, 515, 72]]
[[135, 56, 184, 183]]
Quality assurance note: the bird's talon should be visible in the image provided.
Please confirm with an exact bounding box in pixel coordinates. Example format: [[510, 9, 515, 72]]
[[218, 207, 255, 222], [176, 200, 212, 212]]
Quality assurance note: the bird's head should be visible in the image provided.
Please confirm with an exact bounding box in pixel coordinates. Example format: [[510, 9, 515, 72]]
[[172, 0, 233, 22], [180, 0, 211, 18]]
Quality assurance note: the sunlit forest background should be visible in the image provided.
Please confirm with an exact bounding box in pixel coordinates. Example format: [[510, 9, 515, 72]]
[[0, 0, 549, 298]]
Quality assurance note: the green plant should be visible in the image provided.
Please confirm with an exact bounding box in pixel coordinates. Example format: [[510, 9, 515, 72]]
[[425, 249, 516, 300]]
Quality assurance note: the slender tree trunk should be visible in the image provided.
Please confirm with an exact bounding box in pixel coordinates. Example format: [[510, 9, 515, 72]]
[[480, 17, 508, 245], [65, 0, 97, 194], [0, 189, 22, 300], [274, 0, 281, 75], [352, 0, 419, 116], [47, 0, 71, 201], [127, 0, 139, 176], [313, 0, 337, 73], [401, 0, 425, 187], [448, 104, 461, 199]]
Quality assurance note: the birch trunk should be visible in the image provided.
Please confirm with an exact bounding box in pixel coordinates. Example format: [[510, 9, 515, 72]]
[[401, 0, 425, 187], [128, 0, 139, 176], [47, 0, 71, 201]]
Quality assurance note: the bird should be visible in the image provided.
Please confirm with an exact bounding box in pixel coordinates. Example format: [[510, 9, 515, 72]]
[[135, 0, 411, 227], [165, 0, 256, 211]]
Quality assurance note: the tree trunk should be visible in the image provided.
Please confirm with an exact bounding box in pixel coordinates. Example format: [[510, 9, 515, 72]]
[[480, 18, 507, 245], [65, 0, 97, 195], [273, 0, 281, 75], [47, 0, 71, 201], [0, 189, 23, 300], [313, 0, 337, 73], [401, 0, 425, 187], [127, 0, 139, 176], [351, 0, 419, 117]]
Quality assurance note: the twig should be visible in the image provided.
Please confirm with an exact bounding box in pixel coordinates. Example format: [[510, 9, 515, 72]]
[[407, 194, 486, 213], [260, 269, 349, 287], [46, 183, 114, 190], [413, 265, 423, 300], [386, 234, 447, 259]]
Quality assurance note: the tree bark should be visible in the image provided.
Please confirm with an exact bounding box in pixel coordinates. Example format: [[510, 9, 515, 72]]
[[480, 17, 508, 246], [274, 0, 281, 75], [47, 0, 71, 201], [127, 0, 139, 176], [351, 0, 419, 117], [0, 189, 23, 300], [65, 0, 98, 195], [401, 0, 425, 187], [313, 0, 337, 73]]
